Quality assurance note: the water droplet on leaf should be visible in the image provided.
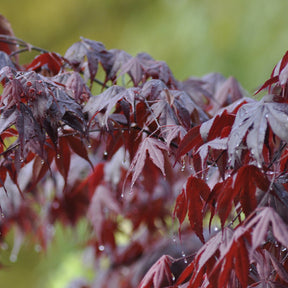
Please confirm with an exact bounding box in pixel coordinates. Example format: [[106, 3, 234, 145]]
[[98, 245, 105, 251], [10, 254, 17, 263]]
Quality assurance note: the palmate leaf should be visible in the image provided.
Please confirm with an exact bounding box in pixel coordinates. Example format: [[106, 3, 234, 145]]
[[174, 176, 210, 243], [216, 235, 250, 288], [141, 79, 167, 101], [206, 165, 270, 229], [147, 89, 207, 130], [187, 228, 233, 287], [0, 69, 86, 155], [119, 52, 154, 86], [176, 125, 202, 159], [209, 227, 250, 288], [87, 184, 120, 249], [160, 125, 186, 148], [83, 85, 137, 129], [196, 137, 228, 171], [52, 71, 92, 104], [65, 37, 113, 85], [176, 106, 243, 163], [119, 52, 178, 88], [246, 207, 288, 250], [234, 165, 270, 216], [138, 255, 175, 288], [204, 76, 245, 115], [228, 96, 288, 167], [126, 137, 168, 192], [106, 49, 132, 82]]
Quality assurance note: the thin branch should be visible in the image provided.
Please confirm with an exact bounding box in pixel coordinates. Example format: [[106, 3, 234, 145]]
[[267, 142, 287, 170], [0, 34, 49, 55]]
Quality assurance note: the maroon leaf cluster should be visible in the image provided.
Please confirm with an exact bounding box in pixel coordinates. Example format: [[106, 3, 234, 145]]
[[1, 14, 288, 288]]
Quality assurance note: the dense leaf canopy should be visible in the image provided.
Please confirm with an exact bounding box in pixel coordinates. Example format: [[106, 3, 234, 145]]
[[1, 14, 288, 288]]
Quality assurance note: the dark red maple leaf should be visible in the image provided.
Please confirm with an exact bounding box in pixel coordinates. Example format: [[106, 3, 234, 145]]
[[107, 49, 132, 83], [255, 50, 288, 95], [228, 96, 288, 167], [52, 71, 92, 104], [174, 176, 210, 243], [0, 68, 87, 159], [26, 52, 64, 76], [245, 207, 288, 249], [64, 37, 113, 86], [126, 137, 169, 191], [2, 18, 288, 288], [0, 14, 18, 62], [176, 125, 203, 160], [138, 255, 175, 288], [87, 185, 120, 249]]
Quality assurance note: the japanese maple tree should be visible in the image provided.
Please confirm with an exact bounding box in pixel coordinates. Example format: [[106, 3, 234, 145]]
[[1, 14, 288, 288]]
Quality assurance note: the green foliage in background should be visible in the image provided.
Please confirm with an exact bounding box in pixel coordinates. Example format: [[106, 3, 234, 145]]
[[0, 223, 93, 288], [3, 0, 288, 92]]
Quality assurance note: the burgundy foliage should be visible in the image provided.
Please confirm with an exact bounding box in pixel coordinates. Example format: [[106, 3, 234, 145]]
[[1, 15, 288, 288]]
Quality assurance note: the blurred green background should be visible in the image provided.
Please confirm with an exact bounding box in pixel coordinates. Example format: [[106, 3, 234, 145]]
[[2, 0, 288, 287], [3, 0, 288, 92]]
